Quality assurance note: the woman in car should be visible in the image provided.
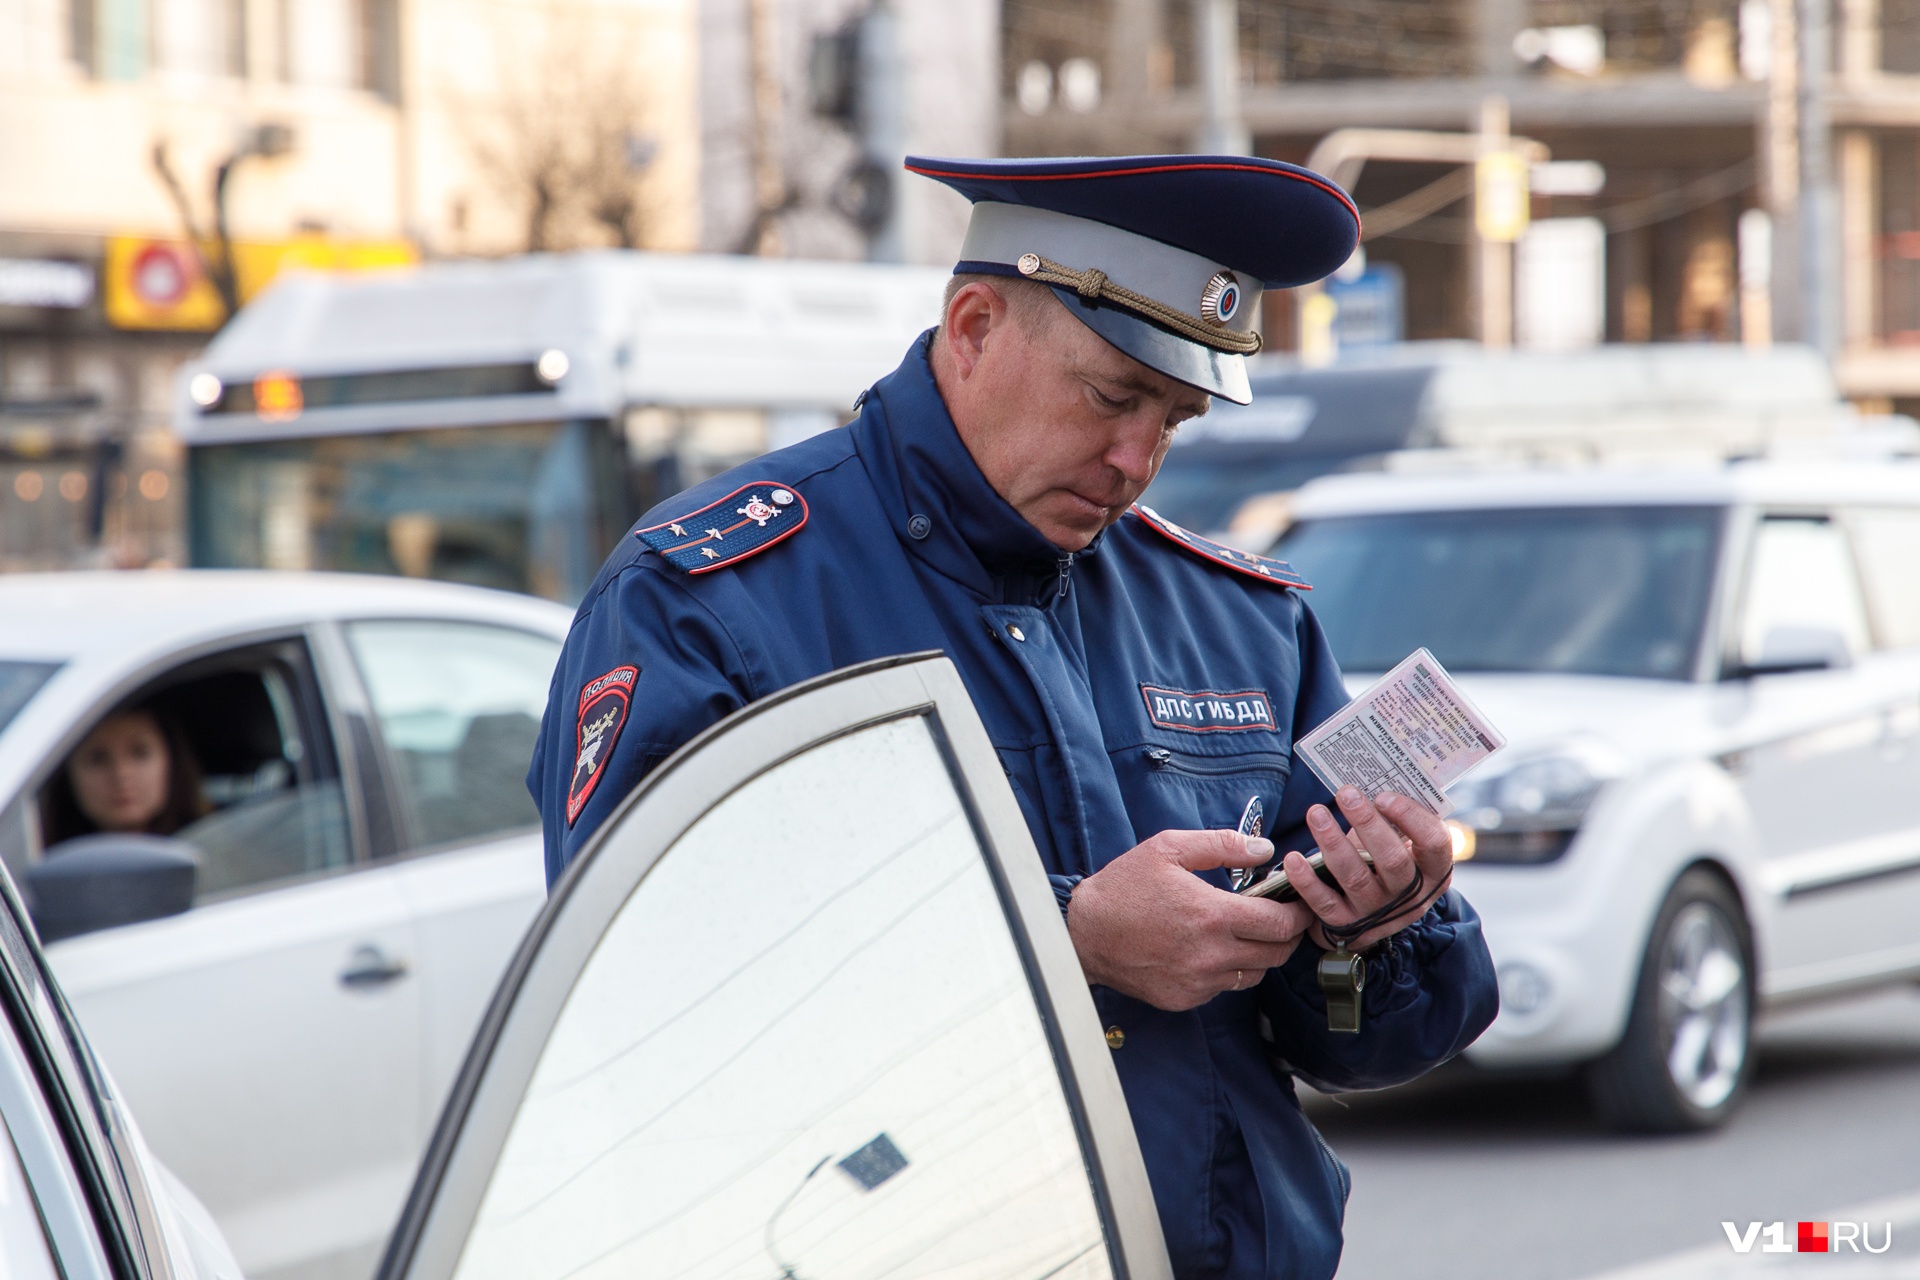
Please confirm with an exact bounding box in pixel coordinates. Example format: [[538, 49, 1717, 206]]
[[42, 704, 208, 847]]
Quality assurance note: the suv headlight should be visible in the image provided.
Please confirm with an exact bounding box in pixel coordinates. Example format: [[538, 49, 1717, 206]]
[[1445, 739, 1626, 865]]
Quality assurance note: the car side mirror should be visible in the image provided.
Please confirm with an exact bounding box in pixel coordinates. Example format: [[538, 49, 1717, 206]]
[[1728, 624, 1854, 679], [25, 834, 199, 944]]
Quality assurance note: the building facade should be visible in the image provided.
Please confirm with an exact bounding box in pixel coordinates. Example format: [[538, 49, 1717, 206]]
[[0, 0, 700, 570], [1004, 0, 1920, 413], [695, 0, 998, 265]]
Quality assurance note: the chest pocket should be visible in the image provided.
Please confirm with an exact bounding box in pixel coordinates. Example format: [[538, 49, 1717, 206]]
[[1115, 742, 1294, 888]]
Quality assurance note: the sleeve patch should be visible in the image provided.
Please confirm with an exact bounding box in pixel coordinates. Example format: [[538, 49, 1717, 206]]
[[567, 665, 637, 825], [1129, 504, 1310, 589], [636, 481, 809, 574]]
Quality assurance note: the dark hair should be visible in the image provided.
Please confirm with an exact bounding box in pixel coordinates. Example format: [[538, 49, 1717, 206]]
[[40, 704, 209, 848]]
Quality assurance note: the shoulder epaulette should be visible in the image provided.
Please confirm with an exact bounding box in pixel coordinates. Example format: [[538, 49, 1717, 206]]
[[1128, 504, 1310, 589], [636, 481, 808, 574]]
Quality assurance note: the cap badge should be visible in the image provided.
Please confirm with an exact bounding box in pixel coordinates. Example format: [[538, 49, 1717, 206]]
[[1200, 272, 1242, 324]]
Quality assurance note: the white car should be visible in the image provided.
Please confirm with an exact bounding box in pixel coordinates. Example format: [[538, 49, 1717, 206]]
[[1, 650, 1176, 1280], [0, 842, 244, 1280], [1275, 458, 1920, 1129], [0, 572, 570, 1280], [376, 653, 1169, 1280]]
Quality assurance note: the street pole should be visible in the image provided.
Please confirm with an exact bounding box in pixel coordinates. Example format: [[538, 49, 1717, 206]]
[[747, 0, 785, 256], [858, 1, 906, 263], [1797, 0, 1839, 357], [1765, 0, 1800, 341], [1476, 96, 1515, 349], [1194, 0, 1248, 154]]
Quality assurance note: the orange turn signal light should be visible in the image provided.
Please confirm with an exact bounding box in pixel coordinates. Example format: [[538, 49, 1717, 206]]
[[253, 370, 304, 421]]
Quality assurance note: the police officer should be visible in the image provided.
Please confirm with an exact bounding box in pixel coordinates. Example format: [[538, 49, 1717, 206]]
[[530, 155, 1499, 1280]]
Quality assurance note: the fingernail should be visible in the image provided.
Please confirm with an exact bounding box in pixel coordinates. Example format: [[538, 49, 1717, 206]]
[[1338, 785, 1364, 805], [1308, 805, 1332, 826], [1247, 837, 1274, 860]]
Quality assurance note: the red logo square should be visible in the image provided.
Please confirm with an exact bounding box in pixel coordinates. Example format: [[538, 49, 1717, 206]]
[[1798, 1222, 1829, 1253]]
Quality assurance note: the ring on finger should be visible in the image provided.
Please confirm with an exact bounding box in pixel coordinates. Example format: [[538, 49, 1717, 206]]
[[1232, 969, 1244, 991]]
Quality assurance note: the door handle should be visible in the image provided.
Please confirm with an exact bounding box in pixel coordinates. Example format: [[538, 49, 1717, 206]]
[[339, 944, 410, 990]]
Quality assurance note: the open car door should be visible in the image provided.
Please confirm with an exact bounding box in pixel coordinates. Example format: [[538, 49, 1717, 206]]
[[375, 653, 1170, 1280]]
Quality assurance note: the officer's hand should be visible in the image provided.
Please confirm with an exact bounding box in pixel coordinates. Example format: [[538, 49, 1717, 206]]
[[1287, 786, 1453, 954], [1066, 829, 1314, 1012]]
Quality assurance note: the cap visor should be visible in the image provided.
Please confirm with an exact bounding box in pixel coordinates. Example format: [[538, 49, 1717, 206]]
[[1050, 285, 1253, 405]]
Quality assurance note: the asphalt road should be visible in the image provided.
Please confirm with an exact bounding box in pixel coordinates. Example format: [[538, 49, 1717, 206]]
[[1312, 985, 1920, 1280]]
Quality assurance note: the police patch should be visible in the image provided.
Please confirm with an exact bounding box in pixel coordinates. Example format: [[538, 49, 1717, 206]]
[[1129, 504, 1310, 589], [636, 481, 808, 574], [1141, 683, 1276, 733], [567, 665, 637, 825]]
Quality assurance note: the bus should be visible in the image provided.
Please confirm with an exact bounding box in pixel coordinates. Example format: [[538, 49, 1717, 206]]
[[172, 251, 947, 603]]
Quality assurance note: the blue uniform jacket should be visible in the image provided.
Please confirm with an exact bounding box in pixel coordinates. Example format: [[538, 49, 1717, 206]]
[[530, 333, 1499, 1280]]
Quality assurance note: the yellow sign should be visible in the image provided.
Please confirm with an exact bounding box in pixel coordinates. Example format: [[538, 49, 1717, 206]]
[[104, 235, 417, 331], [1474, 151, 1531, 243], [1298, 291, 1339, 369]]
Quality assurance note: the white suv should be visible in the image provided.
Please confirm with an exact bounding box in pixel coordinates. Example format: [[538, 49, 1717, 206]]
[[1275, 459, 1920, 1130]]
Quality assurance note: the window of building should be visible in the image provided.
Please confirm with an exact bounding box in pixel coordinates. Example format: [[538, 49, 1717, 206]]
[[153, 0, 245, 77]]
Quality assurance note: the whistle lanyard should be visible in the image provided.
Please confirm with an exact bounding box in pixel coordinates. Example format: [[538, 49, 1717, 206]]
[[1314, 869, 1450, 1034]]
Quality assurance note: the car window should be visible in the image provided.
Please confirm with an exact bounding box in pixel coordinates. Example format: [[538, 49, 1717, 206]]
[[436, 714, 1114, 1280], [1846, 507, 1920, 649], [37, 640, 353, 908], [0, 796, 33, 885], [0, 663, 60, 736], [1738, 517, 1871, 665], [344, 622, 560, 852], [1276, 506, 1722, 679]]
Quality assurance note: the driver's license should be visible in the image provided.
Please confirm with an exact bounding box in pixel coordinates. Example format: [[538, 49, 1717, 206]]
[[1294, 648, 1506, 817]]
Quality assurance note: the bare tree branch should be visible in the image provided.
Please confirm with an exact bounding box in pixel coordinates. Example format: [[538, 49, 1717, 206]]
[[454, 7, 667, 253], [149, 140, 237, 316]]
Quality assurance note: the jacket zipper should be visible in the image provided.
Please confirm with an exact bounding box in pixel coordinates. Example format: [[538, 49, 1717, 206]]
[[1142, 746, 1290, 780], [1309, 1123, 1352, 1201], [1055, 552, 1075, 600]]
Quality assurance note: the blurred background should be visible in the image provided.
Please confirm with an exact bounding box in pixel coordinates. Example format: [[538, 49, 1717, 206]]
[[6, 5, 1920, 1280], [6, 0, 1920, 581]]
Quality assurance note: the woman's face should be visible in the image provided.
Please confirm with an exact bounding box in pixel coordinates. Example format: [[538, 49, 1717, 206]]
[[68, 713, 171, 833]]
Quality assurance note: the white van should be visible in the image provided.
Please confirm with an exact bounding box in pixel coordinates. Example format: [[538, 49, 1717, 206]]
[[1275, 459, 1920, 1129], [173, 251, 947, 603], [1142, 343, 1853, 540]]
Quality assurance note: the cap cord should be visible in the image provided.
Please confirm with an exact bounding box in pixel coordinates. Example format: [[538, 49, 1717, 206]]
[[1017, 253, 1263, 356]]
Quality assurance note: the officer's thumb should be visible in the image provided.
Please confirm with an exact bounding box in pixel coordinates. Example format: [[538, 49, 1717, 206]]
[[1168, 829, 1274, 873]]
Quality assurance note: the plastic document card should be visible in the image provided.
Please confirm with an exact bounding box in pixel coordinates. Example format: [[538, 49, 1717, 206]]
[[1295, 648, 1506, 817]]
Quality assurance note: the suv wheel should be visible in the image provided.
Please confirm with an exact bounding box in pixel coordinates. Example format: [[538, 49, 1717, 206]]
[[1584, 868, 1753, 1131]]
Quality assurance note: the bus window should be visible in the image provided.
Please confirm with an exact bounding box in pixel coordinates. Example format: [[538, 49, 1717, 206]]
[[188, 420, 631, 604]]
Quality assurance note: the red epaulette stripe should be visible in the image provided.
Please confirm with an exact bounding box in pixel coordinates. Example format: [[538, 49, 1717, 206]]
[[635, 481, 809, 574], [1127, 505, 1310, 590]]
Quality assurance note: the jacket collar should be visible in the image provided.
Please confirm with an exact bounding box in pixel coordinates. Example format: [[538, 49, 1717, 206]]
[[855, 332, 1101, 598]]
